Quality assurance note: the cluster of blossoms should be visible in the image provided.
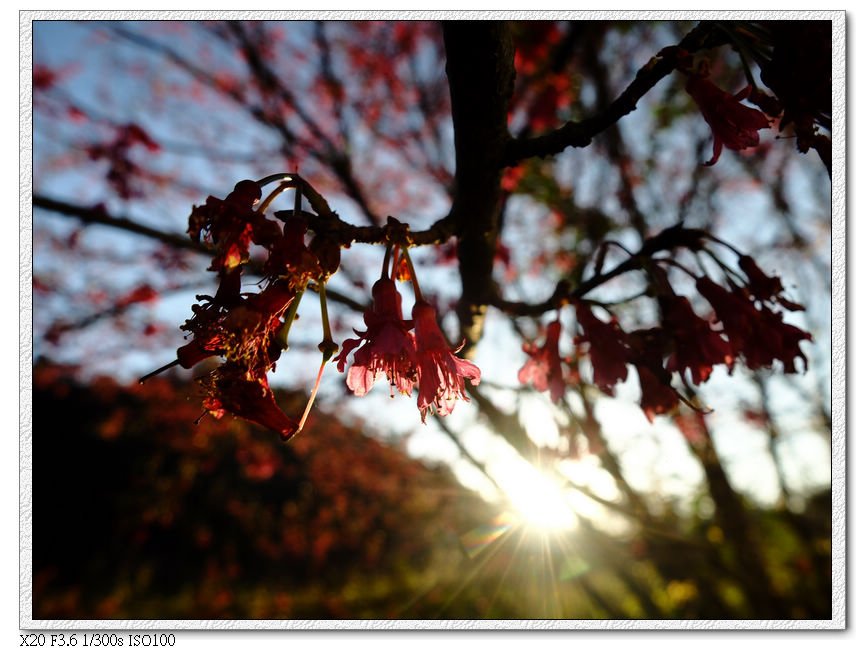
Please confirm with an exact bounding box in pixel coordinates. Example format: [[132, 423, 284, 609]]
[[511, 56, 812, 420], [143, 168, 810, 439], [141, 177, 328, 440], [335, 246, 481, 423], [142, 175, 480, 440], [518, 241, 811, 421]]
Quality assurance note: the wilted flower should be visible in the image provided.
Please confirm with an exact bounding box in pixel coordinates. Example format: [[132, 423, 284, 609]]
[[738, 255, 784, 301], [695, 275, 757, 358], [624, 328, 681, 421], [750, 308, 812, 373], [685, 75, 770, 166], [188, 180, 263, 273], [202, 365, 299, 441], [517, 319, 566, 402], [335, 278, 417, 397], [264, 214, 322, 288], [412, 300, 481, 422]]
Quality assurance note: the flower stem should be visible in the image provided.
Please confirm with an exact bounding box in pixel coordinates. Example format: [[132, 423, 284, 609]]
[[256, 173, 297, 189], [702, 249, 748, 286], [317, 279, 337, 360], [297, 358, 327, 433], [257, 181, 293, 214], [296, 280, 337, 435], [655, 256, 699, 280], [380, 244, 393, 280], [276, 288, 305, 350], [390, 243, 400, 280], [703, 231, 744, 257], [401, 247, 425, 301]]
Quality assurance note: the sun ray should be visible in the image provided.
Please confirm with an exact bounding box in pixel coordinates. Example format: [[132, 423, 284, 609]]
[[430, 519, 522, 618], [483, 521, 536, 616]]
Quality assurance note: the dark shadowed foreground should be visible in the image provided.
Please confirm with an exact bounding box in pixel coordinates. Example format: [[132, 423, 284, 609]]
[[31, 361, 830, 620]]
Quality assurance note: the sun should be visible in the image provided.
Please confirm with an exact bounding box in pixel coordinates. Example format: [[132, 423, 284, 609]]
[[495, 461, 578, 533]]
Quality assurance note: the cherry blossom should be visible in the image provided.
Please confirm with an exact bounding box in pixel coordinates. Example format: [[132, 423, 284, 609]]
[[517, 319, 566, 402], [685, 75, 770, 166], [412, 300, 481, 422], [335, 278, 417, 397]]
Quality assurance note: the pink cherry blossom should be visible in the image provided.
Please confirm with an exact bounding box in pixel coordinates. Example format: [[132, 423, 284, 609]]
[[335, 278, 417, 397], [412, 300, 481, 422]]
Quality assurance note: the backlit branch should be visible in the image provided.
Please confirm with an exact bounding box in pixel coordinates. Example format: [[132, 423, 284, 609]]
[[32, 194, 369, 314], [502, 21, 726, 167], [33, 195, 207, 254], [491, 224, 708, 317]]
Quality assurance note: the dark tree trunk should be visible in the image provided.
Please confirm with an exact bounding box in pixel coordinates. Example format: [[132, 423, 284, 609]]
[[442, 21, 515, 352]]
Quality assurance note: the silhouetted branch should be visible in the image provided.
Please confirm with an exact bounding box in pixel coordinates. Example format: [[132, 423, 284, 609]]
[[502, 21, 725, 166], [492, 224, 708, 317], [33, 195, 207, 254], [32, 194, 371, 314]]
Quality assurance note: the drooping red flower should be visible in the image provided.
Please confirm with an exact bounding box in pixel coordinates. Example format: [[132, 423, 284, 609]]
[[176, 334, 225, 370], [695, 275, 812, 373], [685, 75, 771, 166], [737, 255, 804, 311], [695, 275, 757, 359], [574, 303, 630, 395], [412, 300, 481, 422], [142, 174, 342, 439], [164, 280, 297, 378], [738, 255, 784, 301], [751, 308, 813, 373], [335, 278, 417, 397], [660, 294, 734, 385], [202, 365, 299, 441], [164, 280, 301, 438], [635, 364, 680, 423], [517, 320, 566, 402], [625, 328, 681, 421], [223, 282, 297, 369], [264, 213, 322, 287], [779, 321, 812, 373]]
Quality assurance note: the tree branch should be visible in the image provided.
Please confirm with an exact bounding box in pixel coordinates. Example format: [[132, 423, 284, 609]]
[[491, 223, 708, 317], [502, 21, 725, 167], [33, 195, 207, 254], [32, 194, 371, 313]]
